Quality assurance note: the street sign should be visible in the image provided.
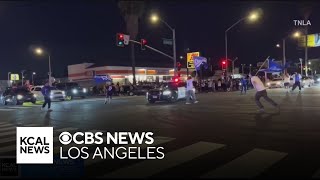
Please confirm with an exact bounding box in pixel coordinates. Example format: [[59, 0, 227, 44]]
[[123, 34, 130, 45], [162, 38, 173, 45], [187, 52, 200, 69], [10, 74, 19, 80]]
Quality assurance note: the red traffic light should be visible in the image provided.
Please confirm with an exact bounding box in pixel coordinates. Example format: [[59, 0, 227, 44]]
[[141, 39, 147, 45], [118, 34, 124, 40], [222, 61, 226, 65], [174, 78, 179, 82]]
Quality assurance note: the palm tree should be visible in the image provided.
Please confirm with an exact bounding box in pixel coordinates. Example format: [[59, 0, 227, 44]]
[[118, 1, 145, 85]]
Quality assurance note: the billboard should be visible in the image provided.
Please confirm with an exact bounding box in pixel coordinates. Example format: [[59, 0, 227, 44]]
[[186, 52, 200, 69], [10, 74, 19, 80], [298, 33, 320, 47]]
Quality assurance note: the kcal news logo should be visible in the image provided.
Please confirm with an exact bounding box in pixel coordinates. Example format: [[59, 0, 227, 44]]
[[16, 127, 53, 164]]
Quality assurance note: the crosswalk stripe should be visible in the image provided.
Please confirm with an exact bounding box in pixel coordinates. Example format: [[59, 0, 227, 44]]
[[313, 169, 320, 178], [0, 126, 15, 132], [0, 123, 14, 128], [103, 141, 225, 178], [0, 109, 16, 111], [6, 106, 31, 109], [0, 130, 16, 137], [85, 136, 175, 166], [201, 148, 287, 178]]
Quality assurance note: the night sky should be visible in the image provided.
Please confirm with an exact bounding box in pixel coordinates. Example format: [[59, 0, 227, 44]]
[[0, 0, 319, 80]]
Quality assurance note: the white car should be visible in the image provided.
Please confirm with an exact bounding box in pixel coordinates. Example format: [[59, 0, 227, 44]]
[[266, 78, 283, 88], [31, 86, 66, 101], [301, 77, 314, 87]]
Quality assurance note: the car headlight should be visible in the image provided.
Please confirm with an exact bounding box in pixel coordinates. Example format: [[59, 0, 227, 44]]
[[33, 94, 37, 98], [17, 95, 23, 100], [50, 92, 54, 95], [83, 88, 87, 93], [72, 89, 78, 94], [62, 91, 65, 95], [267, 83, 270, 86], [317, 78, 320, 81], [163, 90, 171, 95], [239, 83, 242, 86]]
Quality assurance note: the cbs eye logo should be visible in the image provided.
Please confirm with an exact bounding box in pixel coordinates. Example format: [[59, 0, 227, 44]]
[[59, 132, 72, 145]]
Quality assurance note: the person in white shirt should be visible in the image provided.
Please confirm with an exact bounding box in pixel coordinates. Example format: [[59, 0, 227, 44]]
[[249, 73, 279, 113], [283, 73, 290, 92], [186, 76, 198, 104]]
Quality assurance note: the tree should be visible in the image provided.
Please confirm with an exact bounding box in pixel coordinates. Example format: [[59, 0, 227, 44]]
[[118, 1, 145, 85]]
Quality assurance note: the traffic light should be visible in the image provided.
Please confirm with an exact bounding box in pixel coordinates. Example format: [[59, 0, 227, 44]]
[[141, 39, 147, 50], [221, 60, 227, 70], [177, 62, 182, 77], [116, 33, 124, 47]]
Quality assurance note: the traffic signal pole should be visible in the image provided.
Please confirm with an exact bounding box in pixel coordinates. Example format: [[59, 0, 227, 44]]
[[129, 40, 174, 61]]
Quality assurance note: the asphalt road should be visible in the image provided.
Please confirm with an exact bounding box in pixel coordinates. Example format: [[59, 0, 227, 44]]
[[1, 86, 320, 178]]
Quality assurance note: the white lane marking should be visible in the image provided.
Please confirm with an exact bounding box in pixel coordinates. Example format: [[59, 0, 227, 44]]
[[202, 148, 287, 178], [85, 136, 176, 166], [103, 141, 225, 178]]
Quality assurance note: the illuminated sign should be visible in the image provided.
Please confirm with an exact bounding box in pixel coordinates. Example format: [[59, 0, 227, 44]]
[[187, 52, 200, 69], [298, 33, 320, 47], [10, 74, 19, 80]]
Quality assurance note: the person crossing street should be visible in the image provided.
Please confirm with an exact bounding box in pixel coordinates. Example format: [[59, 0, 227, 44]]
[[41, 81, 52, 111], [249, 73, 280, 113], [291, 72, 302, 93]]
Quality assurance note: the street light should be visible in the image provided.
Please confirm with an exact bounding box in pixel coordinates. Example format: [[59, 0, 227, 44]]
[[276, 44, 280, 48], [180, 56, 184, 59], [225, 10, 260, 75], [150, 14, 177, 76], [34, 47, 52, 85], [21, 70, 26, 86], [32, 72, 36, 85], [241, 64, 245, 75], [280, 31, 301, 75], [7, 72, 11, 87]]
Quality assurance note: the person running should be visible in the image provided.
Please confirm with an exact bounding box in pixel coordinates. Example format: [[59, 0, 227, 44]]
[[291, 72, 302, 93], [249, 73, 279, 113], [283, 73, 290, 92], [41, 81, 52, 111], [104, 83, 114, 104], [186, 76, 198, 105], [240, 76, 248, 94]]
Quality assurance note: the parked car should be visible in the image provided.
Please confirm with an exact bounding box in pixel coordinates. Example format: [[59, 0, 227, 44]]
[[1, 87, 36, 105], [55, 82, 87, 99], [266, 78, 283, 88]]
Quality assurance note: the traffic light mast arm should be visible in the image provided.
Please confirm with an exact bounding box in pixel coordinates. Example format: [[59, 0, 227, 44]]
[[129, 40, 174, 61]]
